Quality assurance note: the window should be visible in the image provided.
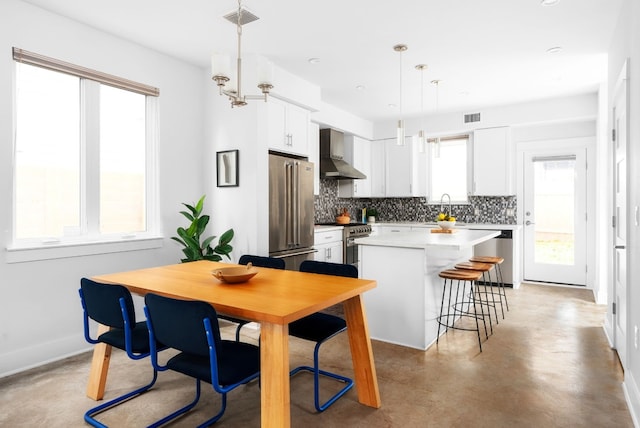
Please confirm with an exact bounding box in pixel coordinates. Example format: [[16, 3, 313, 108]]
[[427, 135, 470, 203], [12, 48, 159, 249]]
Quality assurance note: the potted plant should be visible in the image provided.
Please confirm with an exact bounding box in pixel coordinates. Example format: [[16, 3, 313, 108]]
[[171, 195, 234, 262], [367, 208, 378, 223]]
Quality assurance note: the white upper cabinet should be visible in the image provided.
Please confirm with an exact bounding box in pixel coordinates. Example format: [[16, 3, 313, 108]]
[[370, 139, 386, 197], [472, 126, 514, 196], [344, 136, 423, 198], [267, 98, 310, 157], [385, 137, 414, 197], [369, 137, 421, 198], [338, 135, 371, 197]]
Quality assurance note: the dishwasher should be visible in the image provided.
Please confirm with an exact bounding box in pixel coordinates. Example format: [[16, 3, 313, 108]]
[[472, 229, 514, 286]]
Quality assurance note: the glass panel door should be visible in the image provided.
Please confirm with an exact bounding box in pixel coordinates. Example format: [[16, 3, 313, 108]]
[[523, 149, 586, 285]]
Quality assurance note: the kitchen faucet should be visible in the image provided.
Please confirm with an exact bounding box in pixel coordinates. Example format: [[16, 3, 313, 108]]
[[440, 193, 451, 216]]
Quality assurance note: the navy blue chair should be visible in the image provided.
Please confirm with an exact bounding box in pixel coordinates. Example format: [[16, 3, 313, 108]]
[[79, 278, 164, 428], [289, 260, 356, 412], [144, 293, 260, 427], [218, 254, 285, 341]]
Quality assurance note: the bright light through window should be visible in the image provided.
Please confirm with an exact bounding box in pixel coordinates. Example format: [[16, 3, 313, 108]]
[[14, 58, 156, 245], [429, 138, 468, 202], [15, 64, 81, 239], [100, 85, 146, 234]]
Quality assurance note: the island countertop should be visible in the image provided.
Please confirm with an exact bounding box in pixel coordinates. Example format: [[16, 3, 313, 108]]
[[354, 229, 500, 251]]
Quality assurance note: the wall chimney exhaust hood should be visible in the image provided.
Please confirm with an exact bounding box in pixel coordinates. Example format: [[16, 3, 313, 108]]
[[319, 129, 366, 180]]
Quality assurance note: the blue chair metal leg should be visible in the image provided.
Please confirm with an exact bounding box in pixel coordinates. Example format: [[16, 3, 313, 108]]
[[145, 379, 217, 428], [84, 370, 158, 428], [290, 339, 354, 412]]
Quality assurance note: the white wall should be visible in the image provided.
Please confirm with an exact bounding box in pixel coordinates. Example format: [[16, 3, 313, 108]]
[[0, 1, 205, 376], [373, 93, 598, 140], [606, 0, 640, 424]]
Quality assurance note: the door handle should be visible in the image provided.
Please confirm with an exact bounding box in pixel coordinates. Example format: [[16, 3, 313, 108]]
[[525, 220, 535, 226], [615, 245, 626, 250]]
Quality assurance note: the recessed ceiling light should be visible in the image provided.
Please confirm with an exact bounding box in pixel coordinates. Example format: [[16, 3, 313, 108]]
[[546, 46, 563, 54], [308, 57, 320, 64], [355, 85, 366, 91], [540, 0, 559, 5], [388, 103, 397, 109]]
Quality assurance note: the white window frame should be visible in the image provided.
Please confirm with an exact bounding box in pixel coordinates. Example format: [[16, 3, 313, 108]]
[[7, 48, 162, 263], [426, 134, 472, 205]]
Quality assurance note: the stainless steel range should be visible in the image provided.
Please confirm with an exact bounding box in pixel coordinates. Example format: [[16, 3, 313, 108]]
[[343, 223, 372, 268]]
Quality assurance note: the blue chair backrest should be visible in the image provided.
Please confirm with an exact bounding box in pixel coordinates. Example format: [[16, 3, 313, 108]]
[[80, 278, 136, 328], [144, 293, 220, 357], [299, 260, 358, 278], [239, 254, 285, 270]]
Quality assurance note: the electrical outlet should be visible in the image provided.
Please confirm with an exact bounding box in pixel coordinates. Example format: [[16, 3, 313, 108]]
[[635, 325, 639, 350]]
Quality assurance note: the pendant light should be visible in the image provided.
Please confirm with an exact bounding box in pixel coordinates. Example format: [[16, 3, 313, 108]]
[[415, 64, 428, 153], [431, 79, 442, 158], [394, 44, 407, 146], [211, 0, 274, 107]]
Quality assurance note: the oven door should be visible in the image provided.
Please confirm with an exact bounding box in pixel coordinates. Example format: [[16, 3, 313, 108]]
[[345, 237, 357, 268]]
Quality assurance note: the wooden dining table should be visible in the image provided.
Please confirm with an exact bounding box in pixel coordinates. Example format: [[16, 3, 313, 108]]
[[89, 260, 381, 427]]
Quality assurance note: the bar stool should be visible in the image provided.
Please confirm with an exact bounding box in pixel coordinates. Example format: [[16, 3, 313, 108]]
[[454, 261, 498, 333], [437, 268, 487, 352], [469, 255, 508, 318]]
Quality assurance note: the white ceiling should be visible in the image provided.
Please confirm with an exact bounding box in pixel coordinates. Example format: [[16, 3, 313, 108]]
[[21, 0, 623, 122]]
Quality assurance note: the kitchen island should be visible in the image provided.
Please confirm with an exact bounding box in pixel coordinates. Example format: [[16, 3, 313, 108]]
[[354, 229, 500, 350]]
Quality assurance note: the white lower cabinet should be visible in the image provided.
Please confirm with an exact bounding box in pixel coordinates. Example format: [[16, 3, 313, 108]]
[[314, 229, 343, 263]]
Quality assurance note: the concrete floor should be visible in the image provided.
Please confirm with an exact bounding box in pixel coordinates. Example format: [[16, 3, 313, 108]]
[[0, 283, 634, 427]]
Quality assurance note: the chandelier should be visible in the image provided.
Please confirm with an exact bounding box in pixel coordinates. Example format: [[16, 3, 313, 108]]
[[211, 0, 273, 107]]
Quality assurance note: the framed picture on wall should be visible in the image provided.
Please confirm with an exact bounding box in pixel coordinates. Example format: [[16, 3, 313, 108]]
[[216, 150, 239, 187]]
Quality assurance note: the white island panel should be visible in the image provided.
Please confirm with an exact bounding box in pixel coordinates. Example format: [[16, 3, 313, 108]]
[[355, 229, 499, 350]]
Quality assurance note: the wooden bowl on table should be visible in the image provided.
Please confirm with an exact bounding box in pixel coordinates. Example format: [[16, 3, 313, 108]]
[[212, 263, 259, 284]]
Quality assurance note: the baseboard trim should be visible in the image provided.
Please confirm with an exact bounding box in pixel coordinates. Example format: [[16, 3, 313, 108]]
[[623, 370, 640, 428], [0, 335, 90, 378]]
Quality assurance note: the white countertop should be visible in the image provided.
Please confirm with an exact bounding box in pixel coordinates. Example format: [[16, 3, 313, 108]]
[[354, 229, 500, 251], [371, 222, 522, 231]]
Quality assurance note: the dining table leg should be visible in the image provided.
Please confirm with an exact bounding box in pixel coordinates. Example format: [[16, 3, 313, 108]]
[[86, 323, 112, 400], [343, 294, 381, 408], [260, 321, 290, 428]]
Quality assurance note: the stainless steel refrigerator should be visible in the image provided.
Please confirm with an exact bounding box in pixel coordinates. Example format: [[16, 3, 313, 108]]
[[269, 153, 315, 270]]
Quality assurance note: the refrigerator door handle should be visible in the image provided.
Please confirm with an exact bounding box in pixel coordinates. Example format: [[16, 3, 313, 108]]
[[293, 161, 300, 246], [285, 161, 293, 248]]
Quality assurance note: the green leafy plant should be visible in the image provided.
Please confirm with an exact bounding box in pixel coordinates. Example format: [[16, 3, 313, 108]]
[[367, 208, 378, 217], [171, 195, 234, 262]]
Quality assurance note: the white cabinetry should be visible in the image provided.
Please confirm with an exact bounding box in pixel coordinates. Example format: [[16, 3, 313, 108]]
[[369, 138, 421, 197], [314, 228, 343, 263], [385, 137, 414, 196], [267, 98, 310, 157], [370, 140, 386, 197], [472, 126, 513, 195], [338, 135, 371, 197]]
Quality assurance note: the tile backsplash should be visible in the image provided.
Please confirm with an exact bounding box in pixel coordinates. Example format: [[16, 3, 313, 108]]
[[314, 179, 517, 224]]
